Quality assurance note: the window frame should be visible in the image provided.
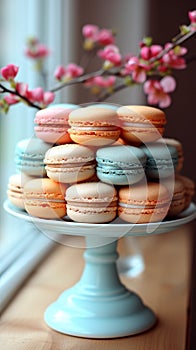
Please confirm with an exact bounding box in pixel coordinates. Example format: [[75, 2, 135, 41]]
[[0, 0, 73, 312]]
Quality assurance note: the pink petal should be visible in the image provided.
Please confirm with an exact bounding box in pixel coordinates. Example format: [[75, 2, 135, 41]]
[[160, 76, 176, 93], [147, 93, 159, 105], [159, 94, 171, 108]]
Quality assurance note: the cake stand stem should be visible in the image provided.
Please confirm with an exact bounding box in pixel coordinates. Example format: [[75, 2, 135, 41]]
[[44, 236, 156, 338]]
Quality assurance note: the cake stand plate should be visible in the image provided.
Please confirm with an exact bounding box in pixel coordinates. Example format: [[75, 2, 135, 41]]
[[4, 200, 196, 339]]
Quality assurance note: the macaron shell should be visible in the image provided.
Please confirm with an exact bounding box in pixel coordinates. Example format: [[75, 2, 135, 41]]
[[68, 107, 120, 146], [96, 145, 146, 185], [117, 105, 167, 124], [163, 177, 186, 217], [66, 182, 117, 223], [7, 173, 35, 209], [35, 126, 72, 144], [141, 143, 178, 179], [68, 129, 121, 147], [120, 127, 163, 146], [46, 164, 95, 184], [44, 144, 96, 183], [69, 106, 120, 124], [118, 182, 170, 223], [176, 174, 195, 210], [24, 178, 67, 219], [15, 138, 51, 177], [117, 105, 166, 145], [34, 107, 77, 144], [7, 174, 24, 209], [157, 137, 184, 172]]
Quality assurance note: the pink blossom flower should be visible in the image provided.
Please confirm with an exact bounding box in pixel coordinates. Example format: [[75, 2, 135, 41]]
[[16, 82, 28, 96], [4, 94, 20, 105], [54, 65, 67, 80], [161, 43, 187, 69], [189, 10, 196, 24], [143, 76, 176, 108], [82, 24, 99, 40], [66, 63, 84, 78], [123, 56, 150, 83], [1, 64, 19, 80], [54, 63, 84, 81], [98, 45, 122, 66], [140, 44, 163, 60], [82, 25, 116, 50], [96, 29, 115, 46], [27, 87, 44, 102], [25, 41, 50, 59], [42, 91, 55, 105], [27, 87, 54, 106]]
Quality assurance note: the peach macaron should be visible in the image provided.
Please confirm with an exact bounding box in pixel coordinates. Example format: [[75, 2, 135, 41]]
[[117, 105, 167, 146], [24, 178, 67, 219], [7, 173, 34, 209], [118, 182, 170, 223], [68, 106, 121, 146]]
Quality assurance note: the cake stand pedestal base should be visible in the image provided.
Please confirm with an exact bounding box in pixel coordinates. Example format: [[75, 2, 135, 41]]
[[44, 237, 156, 338]]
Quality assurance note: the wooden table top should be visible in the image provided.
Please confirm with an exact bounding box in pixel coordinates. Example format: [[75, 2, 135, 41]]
[[0, 223, 194, 350]]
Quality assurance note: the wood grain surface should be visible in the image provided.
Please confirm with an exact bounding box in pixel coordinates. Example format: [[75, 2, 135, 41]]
[[0, 224, 193, 350]]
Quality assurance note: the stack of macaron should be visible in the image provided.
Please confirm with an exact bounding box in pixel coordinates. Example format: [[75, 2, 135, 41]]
[[7, 103, 195, 224]]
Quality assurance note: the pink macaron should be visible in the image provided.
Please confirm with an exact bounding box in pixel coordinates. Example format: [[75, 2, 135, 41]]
[[34, 104, 78, 144]]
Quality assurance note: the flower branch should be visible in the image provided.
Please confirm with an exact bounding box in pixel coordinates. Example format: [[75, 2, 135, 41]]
[[0, 9, 195, 113]]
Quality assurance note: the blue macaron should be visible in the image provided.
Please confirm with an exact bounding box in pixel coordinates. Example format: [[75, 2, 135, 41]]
[[96, 145, 147, 185], [15, 137, 51, 177], [140, 142, 178, 179]]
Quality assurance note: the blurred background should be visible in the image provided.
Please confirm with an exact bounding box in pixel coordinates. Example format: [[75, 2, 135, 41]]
[[0, 0, 195, 238]]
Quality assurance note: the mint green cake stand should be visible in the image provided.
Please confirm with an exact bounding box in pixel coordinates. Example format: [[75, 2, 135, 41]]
[[4, 200, 196, 339]]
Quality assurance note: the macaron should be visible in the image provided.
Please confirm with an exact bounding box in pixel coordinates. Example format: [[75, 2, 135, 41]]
[[68, 106, 121, 146], [140, 142, 178, 179], [158, 137, 184, 172], [118, 182, 170, 223], [15, 137, 51, 177], [34, 104, 78, 144], [163, 177, 185, 217], [96, 145, 146, 185], [24, 178, 67, 219], [66, 182, 118, 223], [7, 173, 33, 209], [117, 105, 167, 146], [176, 174, 195, 210], [44, 144, 96, 183]]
